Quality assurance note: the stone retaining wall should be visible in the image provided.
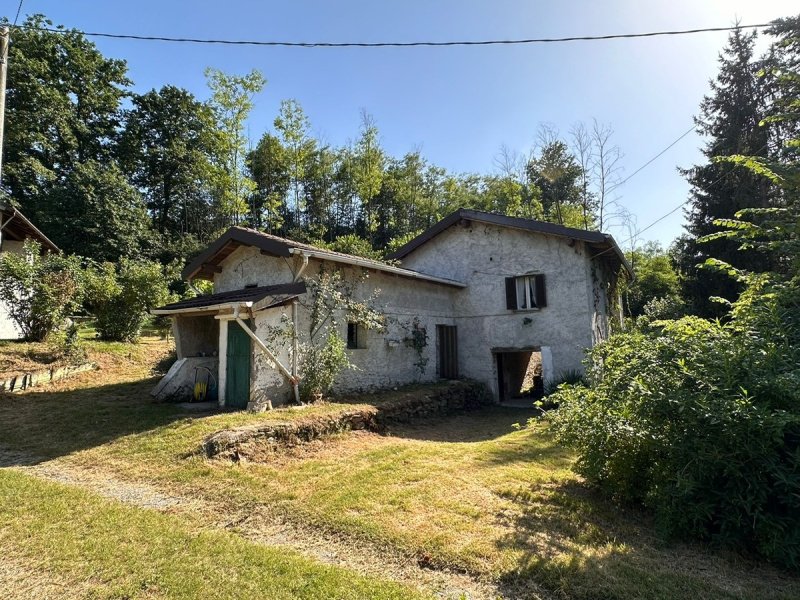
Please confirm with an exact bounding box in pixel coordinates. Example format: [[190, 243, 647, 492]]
[[202, 380, 491, 460], [0, 362, 96, 393]]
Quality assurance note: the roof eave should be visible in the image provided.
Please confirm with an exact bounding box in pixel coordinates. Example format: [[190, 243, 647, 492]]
[[0, 203, 60, 253], [151, 300, 253, 316], [287, 248, 466, 288]]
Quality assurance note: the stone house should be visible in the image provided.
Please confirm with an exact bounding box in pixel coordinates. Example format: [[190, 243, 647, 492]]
[[0, 201, 60, 340], [152, 209, 630, 408]]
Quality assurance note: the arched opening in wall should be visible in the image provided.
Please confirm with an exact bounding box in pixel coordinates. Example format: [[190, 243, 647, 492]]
[[495, 348, 544, 404]]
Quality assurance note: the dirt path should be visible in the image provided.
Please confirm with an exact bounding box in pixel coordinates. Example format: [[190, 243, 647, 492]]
[[0, 447, 519, 600]]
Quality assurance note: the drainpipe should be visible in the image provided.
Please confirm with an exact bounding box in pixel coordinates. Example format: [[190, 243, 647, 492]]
[[232, 305, 299, 404], [186, 275, 204, 297], [293, 251, 310, 282]]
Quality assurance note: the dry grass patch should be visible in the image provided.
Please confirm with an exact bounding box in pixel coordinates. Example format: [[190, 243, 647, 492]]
[[2, 347, 800, 599]]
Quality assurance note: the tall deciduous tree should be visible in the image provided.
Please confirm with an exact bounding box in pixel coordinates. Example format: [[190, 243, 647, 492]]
[[273, 99, 315, 230], [119, 85, 216, 241], [246, 133, 290, 232], [205, 67, 266, 227], [353, 111, 385, 242], [2, 15, 130, 225], [43, 161, 151, 262]]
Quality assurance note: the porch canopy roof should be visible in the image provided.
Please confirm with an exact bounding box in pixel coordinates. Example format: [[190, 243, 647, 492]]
[[152, 281, 306, 316], [0, 200, 59, 252]]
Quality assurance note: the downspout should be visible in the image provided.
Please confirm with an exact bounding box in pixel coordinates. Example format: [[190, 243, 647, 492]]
[[232, 305, 300, 404], [186, 274, 204, 297], [293, 250, 310, 282]]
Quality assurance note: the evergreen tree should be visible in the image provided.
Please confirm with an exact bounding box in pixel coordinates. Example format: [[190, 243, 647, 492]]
[[526, 140, 585, 227], [676, 27, 773, 317]]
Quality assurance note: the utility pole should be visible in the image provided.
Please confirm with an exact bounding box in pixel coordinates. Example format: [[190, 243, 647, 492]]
[[0, 26, 9, 184]]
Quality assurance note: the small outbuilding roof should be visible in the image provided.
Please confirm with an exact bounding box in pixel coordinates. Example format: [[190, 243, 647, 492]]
[[388, 209, 632, 276], [0, 201, 59, 253], [152, 282, 307, 315], [182, 226, 466, 288]]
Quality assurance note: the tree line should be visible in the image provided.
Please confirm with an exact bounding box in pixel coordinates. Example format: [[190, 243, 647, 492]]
[[2, 14, 630, 271], [1, 13, 797, 324]]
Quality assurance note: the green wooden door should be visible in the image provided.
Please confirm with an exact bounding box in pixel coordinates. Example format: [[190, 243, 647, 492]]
[[226, 321, 251, 409]]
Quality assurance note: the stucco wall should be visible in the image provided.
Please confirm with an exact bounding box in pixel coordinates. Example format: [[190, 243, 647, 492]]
[[243, 258, 457, 405], [398, 222, 603, 397], [213, 245, 297, 291], [203, 223, 616, 406], [0, 239, 26, 340]]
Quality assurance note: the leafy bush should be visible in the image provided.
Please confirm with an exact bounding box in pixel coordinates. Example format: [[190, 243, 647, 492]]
[[548, 276, 800, 568], [85, 259, 173, 342], [299, 329, 349, 402], [0, 240, 83, 341], [641, 294, 687, 321]]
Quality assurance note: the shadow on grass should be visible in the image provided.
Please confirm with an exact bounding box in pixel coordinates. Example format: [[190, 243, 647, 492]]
[[0, 378, 202, 465], [494, 478, 800, 600], [384, 405, 540, 443]]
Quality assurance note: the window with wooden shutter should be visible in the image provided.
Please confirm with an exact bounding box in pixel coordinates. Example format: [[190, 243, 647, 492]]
[[506, 274, 546, 310], [505, 277, 517, 310], [534, 274, 547, 307]]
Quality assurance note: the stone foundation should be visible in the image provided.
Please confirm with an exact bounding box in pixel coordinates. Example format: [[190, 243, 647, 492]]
[[0, 362, 96, 393], [202, 380, 491, 460]]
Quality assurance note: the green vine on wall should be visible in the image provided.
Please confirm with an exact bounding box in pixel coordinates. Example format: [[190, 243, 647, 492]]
[[401, 317, 429, 377]]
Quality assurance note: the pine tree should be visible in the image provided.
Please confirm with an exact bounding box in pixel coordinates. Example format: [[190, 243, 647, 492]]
[[677, 27, 774, 317]]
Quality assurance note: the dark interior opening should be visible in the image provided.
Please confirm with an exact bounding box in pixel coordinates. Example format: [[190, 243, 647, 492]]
[[347, 322, 358, 349], [496, 350, 543, 402]]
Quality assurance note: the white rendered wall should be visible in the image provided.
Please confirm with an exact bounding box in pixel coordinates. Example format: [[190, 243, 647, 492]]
[[206, 225, 616, 405], [398, 223, 603, 396], [0, 239, 25, 340]]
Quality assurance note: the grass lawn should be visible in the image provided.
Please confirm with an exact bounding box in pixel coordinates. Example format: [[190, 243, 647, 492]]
[[1, 340, 799, 599], [0, 469, 422, 600]]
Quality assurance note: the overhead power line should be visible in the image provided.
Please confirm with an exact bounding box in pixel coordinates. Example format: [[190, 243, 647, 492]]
[[617, 125, 696, 187], [596, 140, 772, 261], [12, 22, 771, 49], [12, 0, 24, 28]]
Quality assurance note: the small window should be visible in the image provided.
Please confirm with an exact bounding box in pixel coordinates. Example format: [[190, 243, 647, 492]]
[[347, 322, 366, 349], [505, 274, 547, 310]]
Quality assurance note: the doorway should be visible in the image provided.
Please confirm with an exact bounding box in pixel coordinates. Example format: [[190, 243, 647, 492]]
[[225, 320, 252, 409], [436, 325, 458, 379], [496, 349, 543, 403]]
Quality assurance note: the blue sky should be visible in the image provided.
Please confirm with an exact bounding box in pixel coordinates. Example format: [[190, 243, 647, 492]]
[[5, 0, 797, 248]]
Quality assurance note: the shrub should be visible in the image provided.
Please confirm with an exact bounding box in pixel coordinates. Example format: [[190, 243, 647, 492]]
[[548, 276, 800, 568], [299, 329, 349, 402], [0, 240, 83, 341], [85, 259, 173, 342]]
